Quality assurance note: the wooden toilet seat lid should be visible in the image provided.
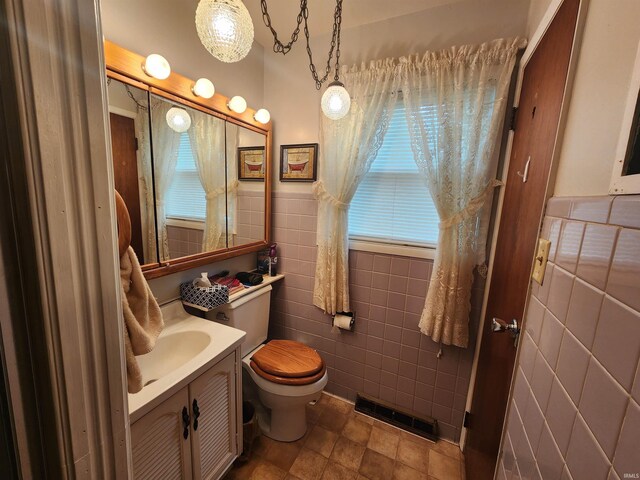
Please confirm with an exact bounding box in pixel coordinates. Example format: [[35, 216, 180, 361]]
[[250, 360, 326, 386], [250, 340, 324, 379]]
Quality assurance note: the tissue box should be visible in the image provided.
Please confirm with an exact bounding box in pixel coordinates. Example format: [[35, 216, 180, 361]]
[[180, 281, 229, 312]]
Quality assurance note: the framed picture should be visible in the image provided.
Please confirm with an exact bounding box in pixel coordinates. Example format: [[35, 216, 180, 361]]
[[280, 143, 318, 182], [238, 146, 265, 180]]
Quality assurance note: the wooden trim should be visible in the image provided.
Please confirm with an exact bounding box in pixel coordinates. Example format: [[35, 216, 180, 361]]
[[104, 40, 272, 131], [149, 86, 227, 122], [265, 129, 273, 244], [3, 0, 131, 477], [143, 242, 268, 280]]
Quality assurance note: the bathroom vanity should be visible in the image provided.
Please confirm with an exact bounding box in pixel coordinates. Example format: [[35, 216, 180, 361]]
[[105, 40, 278, 479], [128, 301, 245, 479]]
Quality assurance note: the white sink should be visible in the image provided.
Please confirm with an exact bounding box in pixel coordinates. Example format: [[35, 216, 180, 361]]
[[136, 330, 212, 387], [128, 300, 245, 422]]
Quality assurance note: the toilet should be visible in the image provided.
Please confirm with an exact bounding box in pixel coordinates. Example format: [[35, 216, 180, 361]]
[[208, 284, 328, 442]]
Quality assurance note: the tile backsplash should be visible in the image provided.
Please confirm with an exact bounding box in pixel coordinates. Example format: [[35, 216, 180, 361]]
[[269, 192, 485, 441], [497, 195, 640, 480]]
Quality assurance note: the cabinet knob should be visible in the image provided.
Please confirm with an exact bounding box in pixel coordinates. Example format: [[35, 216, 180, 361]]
[[182, 406, 190, 439], [193, 399, 200, 431]]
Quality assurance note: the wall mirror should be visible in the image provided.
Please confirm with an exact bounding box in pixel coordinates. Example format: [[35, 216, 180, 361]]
[[228, 122, 267, 247], [107, 77, 158, 266], [149, 93, 229, 262], [104, 41, 272, 278]]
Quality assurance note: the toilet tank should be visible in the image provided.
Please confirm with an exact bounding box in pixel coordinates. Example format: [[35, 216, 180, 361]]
[[207, 285, 272, 357]]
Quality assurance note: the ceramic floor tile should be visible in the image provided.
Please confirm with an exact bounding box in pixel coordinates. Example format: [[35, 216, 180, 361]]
[[249, 460, 287, 480], [321, 461, 358, 480], [306, 425, 340, 458], [254, 435, 278, 457], [264, 438, 304, 471], [367, 426, 400, 459], [224, 455, 260, 479], [428, 450, 461, 480], [330, 436, 367, 471], [392, 462, 429, 480], [396, 439, 429, 473], [358, 448, 395, 480], [307, 403, 327, 424], [342, 417, 373, 446], [228, 395, 465, 480], [351, 411, 375, 425], [329, 396, 354, 415], [290, 448, 329, 480], [318, 407, 350, 433]]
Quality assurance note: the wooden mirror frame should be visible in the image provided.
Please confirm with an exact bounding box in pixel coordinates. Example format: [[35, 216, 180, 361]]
[[104, 41, 272, 279]]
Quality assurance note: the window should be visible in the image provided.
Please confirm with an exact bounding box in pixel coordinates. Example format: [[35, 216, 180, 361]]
[[349, 102, 439, 247], [165, 133, 207, 221]]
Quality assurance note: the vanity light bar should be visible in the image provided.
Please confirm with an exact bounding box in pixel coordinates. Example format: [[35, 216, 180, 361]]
[[140, 52, 263, 121]]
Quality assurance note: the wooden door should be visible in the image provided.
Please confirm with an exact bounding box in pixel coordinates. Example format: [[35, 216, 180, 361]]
[[131, 387, 193, 480], [189, 352, 238, 480], [109, 112, 144, 259], [464, 1, 581, 478]]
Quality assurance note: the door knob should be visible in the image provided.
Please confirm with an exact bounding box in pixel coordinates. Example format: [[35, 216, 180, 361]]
[[491, 318, 520, 346], [491, 318, 519, 333]]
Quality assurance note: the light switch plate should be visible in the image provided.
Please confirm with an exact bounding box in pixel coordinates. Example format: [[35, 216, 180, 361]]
[[532, 238, 551, 285]]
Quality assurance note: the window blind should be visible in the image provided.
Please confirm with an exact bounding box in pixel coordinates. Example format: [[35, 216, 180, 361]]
[[165, 133, 207, 221], [349, 102, 439, 247]]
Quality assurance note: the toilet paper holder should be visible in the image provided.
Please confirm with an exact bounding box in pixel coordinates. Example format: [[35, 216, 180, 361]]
[[333, 312, 355, 331]]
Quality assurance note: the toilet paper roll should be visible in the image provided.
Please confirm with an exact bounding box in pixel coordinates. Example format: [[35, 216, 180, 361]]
[[333, 313, 355, 331]]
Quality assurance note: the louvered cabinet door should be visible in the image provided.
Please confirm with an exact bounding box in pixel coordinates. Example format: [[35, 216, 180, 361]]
[[189, 352, 237, 480], [131, 388, 193, 480]]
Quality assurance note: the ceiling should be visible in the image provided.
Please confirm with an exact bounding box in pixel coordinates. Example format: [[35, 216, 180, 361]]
[[245, 0, 467, 47]]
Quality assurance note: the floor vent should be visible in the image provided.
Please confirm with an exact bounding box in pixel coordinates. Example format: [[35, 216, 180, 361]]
[[354, 394, 438, 441]]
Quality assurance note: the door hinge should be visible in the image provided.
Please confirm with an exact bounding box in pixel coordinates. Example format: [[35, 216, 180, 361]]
[[134, 137, 139, 151], [509, 106, 518, 131], [463, 411, 471, 428]]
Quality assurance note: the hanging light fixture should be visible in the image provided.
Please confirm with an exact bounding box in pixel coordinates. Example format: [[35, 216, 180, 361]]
[[195, 0, 254, 63], [166, 107, 191, 133], [260, 0, 350, 120], [321, 81, 351, 120]]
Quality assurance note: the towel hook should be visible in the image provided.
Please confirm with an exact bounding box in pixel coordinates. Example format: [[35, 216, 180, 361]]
[[516, 156, 531, 183]]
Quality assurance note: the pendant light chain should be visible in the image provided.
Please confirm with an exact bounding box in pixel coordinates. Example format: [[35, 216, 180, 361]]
[[260, 0, 344, 90]]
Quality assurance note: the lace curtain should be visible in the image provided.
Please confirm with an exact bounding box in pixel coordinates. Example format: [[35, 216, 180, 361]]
[[225, 123, 239, 247], [134, 108, 156, 263], [313, 60, 400, 314], [188, 112, 227, 251], [150, 97, 181, 262], [401, 37, 525, 347]]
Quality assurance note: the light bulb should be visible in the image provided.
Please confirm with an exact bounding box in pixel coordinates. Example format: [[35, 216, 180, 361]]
[[192, 78, 215, 98], [228, 95, 247, 114], [253, 108, 270, 124], [195, 0, 254, 63], [321, 81, 351, 120], [142, 54, 171, 80], [166, 107, 191, 132]]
